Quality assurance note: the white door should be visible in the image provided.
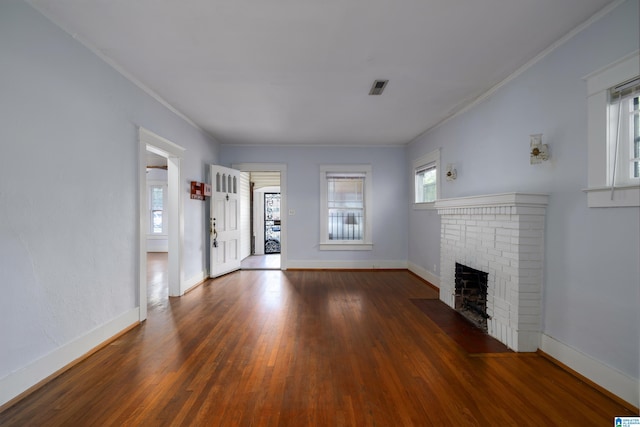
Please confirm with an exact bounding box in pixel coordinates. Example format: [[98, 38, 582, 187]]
[[210, 165, 241, 277]]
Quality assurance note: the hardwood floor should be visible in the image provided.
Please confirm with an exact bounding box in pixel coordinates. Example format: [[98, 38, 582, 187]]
[[0, 269, 634, 426], [241, 254, 281, 270]]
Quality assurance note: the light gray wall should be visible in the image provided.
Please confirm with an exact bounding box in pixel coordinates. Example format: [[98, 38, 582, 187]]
[[407, 0, 639, 380], [220, 145, 409, 266], [0, 0, 219, 391]]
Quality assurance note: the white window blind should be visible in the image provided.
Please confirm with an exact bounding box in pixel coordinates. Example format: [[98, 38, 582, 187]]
[[319, 165, 373, 250], [415, 163, 437, 203], [608, 76, 640, 189], [326, 173, 365, 241]]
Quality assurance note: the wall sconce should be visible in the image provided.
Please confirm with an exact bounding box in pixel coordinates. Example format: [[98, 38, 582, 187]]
[[530, 134, 549, 164], [445, 164, 457, 181]]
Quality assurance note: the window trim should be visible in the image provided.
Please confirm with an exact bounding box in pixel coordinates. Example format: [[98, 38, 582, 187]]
[[584, 52, 640, 208], [413, 148, 441, 210], [319, 164, 373, 251]]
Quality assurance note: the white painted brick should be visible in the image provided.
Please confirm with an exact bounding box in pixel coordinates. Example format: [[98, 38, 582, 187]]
[[520, 261, 542, 270], [517, 305, 540, 315], [520, 237, 542, 246], [495, 227, 512, 236], [437, 198, 545, 352], [519, 283, 541, 293], [486, 248, 501, 257], [518, 297, 541, 307], [511, 329, 518, 350], [502, 266, 518, 276], [518, 245, 542, 254], [496, 234, 511, 245], [495, 242, 511, 251], [520, 269, 542, 279]]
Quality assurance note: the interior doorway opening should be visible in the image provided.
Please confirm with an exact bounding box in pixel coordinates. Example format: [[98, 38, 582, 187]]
[[145, 150, 169, 310], [138, 128, 185, 321], [238, 168, 284, 270]]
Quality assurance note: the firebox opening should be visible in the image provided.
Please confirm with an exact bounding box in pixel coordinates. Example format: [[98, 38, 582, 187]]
[[454, 263, 489, 331]]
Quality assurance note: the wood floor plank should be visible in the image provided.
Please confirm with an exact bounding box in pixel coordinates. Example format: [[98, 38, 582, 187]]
[[0, 269, 635, 426]]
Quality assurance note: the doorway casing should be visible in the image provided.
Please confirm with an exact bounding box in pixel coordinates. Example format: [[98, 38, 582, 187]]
[[139, 128, 185, 321], [233, 163, 287, 270]]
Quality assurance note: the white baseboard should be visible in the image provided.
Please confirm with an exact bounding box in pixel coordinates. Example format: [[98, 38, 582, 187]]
[[540, 333, 639, 408], [286, 260, 408, 270], [408, 262, 440, 288], [0, 308, 139, 408], [183, 270, 208, 294]]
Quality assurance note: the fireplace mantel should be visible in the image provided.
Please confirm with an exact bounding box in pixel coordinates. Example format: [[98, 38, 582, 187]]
[[436, 192, 548, 352], [435, 192, 548, 210]]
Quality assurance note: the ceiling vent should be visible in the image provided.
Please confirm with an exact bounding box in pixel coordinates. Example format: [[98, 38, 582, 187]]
[[369, 79, 388, 95]]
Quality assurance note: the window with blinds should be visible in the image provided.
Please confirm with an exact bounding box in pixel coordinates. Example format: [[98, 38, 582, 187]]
[[326, 173, 365, 241], [415, 163, 437, 203], [608, 76, 640, 186], [149, 183, 167, 234], [585, 52, 639, 207], [413, 149, 440, 206], [319, 165, 373, 249]]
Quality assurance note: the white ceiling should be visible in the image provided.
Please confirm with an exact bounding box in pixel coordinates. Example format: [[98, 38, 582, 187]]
[[28, 0, 615, 146]]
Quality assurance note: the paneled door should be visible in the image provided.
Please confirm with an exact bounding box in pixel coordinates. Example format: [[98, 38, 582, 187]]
[[210, 165, 241, 277]]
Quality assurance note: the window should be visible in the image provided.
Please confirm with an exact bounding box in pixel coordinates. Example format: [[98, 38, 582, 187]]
[[608, 80, 640, 186], [148, 183, 168, 234], [586, 53, 640, 207], [413, 149, 440, 209], [320, 165, 372, 250]]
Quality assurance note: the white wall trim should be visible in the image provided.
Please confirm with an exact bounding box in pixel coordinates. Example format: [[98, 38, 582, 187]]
[[183, 270, 208, 293], [0, 308, 139, 408], [540, 333, 639, 408], [408, 262, 440, 288], [411, 0, 627, 143], [286, 260, 407, 270]]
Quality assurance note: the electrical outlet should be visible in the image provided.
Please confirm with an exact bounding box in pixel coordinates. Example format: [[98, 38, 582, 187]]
[[433, 264, 437, 272]]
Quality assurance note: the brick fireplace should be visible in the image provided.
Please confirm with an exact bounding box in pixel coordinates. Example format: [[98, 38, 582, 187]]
[[435, 193, 548, 352]]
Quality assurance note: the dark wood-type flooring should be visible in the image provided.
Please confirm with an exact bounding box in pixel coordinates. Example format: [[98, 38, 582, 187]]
[[410, 299, 512, 354], [0, 267, 634, 426]]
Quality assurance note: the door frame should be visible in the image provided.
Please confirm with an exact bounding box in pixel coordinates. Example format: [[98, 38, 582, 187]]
[[139, 128, 185, 321], [233, 163, 287, 270]]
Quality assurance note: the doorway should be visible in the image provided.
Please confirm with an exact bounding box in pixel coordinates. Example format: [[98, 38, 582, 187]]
[[145, 150, 169, 309], [234, 163, 287, 270], [138, 128, 185, 321]]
